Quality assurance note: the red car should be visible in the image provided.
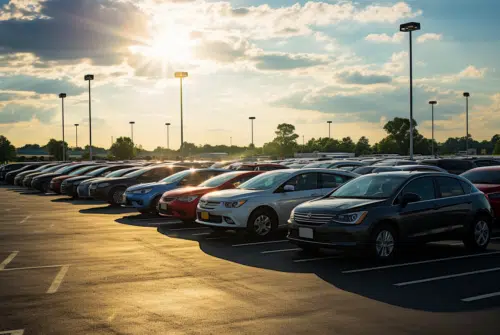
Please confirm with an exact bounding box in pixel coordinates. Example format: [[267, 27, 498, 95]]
[[50, 165, 104, 194], [461, 167, 500, 218], [158, 171, 262, 222]]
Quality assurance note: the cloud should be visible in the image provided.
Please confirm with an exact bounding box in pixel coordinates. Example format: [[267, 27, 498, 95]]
[[0, 103, 56, 124], [416, 33, 442, 43], [0, 75, 85, 96], [365, 32, 404, 44], [193, 37, 252, 63], [252, 53, 328, 71], [337, 71, 392, 85], [0, 0, 48, 21], [383, 51, 408, 73], [458, 65, 486, 78]]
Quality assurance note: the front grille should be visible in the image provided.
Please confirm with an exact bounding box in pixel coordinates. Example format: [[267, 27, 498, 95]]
[[197, 212, 223, 223], [199, 200, 221, 210], [294, 212, 333, 226]]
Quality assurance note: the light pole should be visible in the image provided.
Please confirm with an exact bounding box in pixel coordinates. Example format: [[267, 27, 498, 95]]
[[230, 137, 232, 147], [464, 92, 470, 155], [327, 121, 332, 138], [249, 117, 256, 146], [59, 93, 67, 161], [84, 74, 94, 160], [74, 124, 79, 148], [165, 123, 171, 149], [400, 22, 421, 160], [129, 121, 135, 143], [174, 72, 188, 157], [429, 101, 437, 157]]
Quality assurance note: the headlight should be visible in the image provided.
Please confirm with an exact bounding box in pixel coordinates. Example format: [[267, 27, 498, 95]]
[[177, 195, 199, 202], [332, 211, 367, 225], [488, 192, 500, 200], [131, 188, 152, 194], [224, 200, 247, 208], [97, 183, 110, 188]]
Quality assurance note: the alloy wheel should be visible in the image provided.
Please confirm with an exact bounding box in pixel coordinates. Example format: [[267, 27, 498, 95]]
[[375, 230, 394, 258], [474, 220, 490, 247], [253, 215, 272, 236], [113, 190, 124, 204]]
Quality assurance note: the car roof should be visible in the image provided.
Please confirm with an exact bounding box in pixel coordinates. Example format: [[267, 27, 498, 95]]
[[463, 166, 500, 171], [372, 171, 453, 178]]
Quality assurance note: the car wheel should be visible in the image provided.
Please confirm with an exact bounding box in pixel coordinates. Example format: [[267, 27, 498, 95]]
[[463, 216, 491, 251], [370, 224, 397, 261], [247, 209, 277, 237], [108, 187, 126, 206], [150, 195, 162, 215]]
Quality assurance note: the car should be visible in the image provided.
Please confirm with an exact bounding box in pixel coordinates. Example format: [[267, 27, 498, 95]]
[[0, 163, 34, 181], [372, 159, 416, 167], [419, 159, 476, 174], [196, 168, 359, 237], [77, 167, 142, 199], [370, 165, 448, 173], [4, 163, 49, 184], [461, 167, 500, 220], [89, 165, 188, 206], [61, 164, 135, 198], [158, 171, 262, 222], [21, 163, 73, 187], [287, 172, 493, 260], [50, 165, 106, 194], [13, 163, 60, 186], [352, 166, 380, 175], [31, 163, 96, 193], [302, 160, 366, 171], [235, 163, 289, 171], [125, 168, 229, 214]]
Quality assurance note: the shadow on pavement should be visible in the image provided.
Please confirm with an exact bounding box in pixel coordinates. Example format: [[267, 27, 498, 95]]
[[51, 198, 104, 206], [115, 213, 181, 227], [79, 206, 136, 215]]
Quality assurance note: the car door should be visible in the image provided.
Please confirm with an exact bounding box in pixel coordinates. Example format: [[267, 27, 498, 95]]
[[318, 172, 352, 194], [433, 176, 471, 236], [396, 176, 438, 241]]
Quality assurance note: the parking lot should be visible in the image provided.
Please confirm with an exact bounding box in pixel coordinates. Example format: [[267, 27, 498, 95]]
[[1, 185, 500, 334]]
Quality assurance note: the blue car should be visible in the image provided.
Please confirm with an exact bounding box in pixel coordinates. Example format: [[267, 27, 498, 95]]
[[124, 168, 230, 214]]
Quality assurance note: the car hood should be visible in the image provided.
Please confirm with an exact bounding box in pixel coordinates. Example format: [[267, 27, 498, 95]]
[[474, 184, 500, 193], [51, 175, 72, 183], [163, 186, 217, 198], [34, 172, 62, 180], [65, 176, 92, 183], [126, 182, 179, 193], [201, 188, 265, 201], [295, 197, 387, 214]]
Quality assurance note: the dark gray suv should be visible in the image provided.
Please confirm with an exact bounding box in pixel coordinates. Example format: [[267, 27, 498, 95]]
[[288, 172, 493, 260]]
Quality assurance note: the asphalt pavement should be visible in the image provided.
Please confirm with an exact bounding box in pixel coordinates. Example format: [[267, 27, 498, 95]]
[[0, 185, 500, 334]]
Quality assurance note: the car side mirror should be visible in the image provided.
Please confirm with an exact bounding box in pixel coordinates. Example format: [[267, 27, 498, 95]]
[[283, 185, 295, 192], [400, 192, 421, 207]]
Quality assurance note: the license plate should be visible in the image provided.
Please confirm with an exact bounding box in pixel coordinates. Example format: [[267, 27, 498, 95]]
[[299, 227, 314, 239], [160, 203, 168, 210], [201, 212, 209, 220]]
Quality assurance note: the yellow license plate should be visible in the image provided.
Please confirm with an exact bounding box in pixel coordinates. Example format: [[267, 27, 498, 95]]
[[201, 212, 209, 220]]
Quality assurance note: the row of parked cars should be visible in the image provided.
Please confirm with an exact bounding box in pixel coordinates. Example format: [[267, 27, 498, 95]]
[[1, 156, 499, 261]]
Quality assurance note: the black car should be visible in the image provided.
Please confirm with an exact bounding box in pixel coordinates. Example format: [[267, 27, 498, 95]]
[[31, 163, 96, 192], [418, 158, 500, 174], [77, 167, 143, 199], [60, 164, 135, 198], [0, 163, 33, 181], [288, 172, 493, 260], [4, 163, 49, 184], [88, 165, 189, 205], [13, 163, 60, 186], [21, 163, 71, 187]]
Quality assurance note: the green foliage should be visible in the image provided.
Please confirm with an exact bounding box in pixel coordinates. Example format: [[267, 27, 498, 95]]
[[0, 135, 16, 163], [110, 137, 136, 160], [271, 123, 299, 157], [494, 140, 500, 155], [355, 136, 371, 156], [46, 139, 68, 161]]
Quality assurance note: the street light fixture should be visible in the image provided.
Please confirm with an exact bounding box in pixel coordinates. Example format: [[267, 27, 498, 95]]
[[249, 117, 256, 146], [463, 92, 470, 155], [58, 93, 67, 161], [174, 71, 188, 157], [428, 101, 437, 157], [327, 121, 332, 138], [129, 121, 135, 143], [84, 74, 94, 160], [400, 21, 421, 159], [74, 124, 79, 148], [165, 123, 171, 149]]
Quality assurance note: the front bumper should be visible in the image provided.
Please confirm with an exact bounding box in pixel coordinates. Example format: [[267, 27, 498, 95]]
[[14, 176, 24, 186], [50, 182, 62, 194], [158, 199, 197, 221], [195, 205, 249, 229], [287, 222, 370, 249], [89, 185, 110, 201], [77, 184, 91, 198], [31, 179, 44, 191], [123, 192, 156, 210], [61, 183, 77, 197]]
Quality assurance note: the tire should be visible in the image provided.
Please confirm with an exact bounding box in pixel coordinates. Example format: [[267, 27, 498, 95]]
[[247, 208, 278, 237], [150, 195, 162, 215], [369, 224, 398, 261], [463, 216, 491, 251], [108, 187, 126, 206]]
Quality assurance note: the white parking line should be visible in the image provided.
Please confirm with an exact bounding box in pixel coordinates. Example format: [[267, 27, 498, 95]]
[[0, 264, 67, 272], [462, 291, 500, 302], [342, 251, 500, 274], [232, 240, 289, 247], [46, 265, 69, 294], [293, 256, 341, 263], [20, 215, 31, 224], [0, 330, 24, 335], [0, 251, 19, 270], [192, 232, 211, 236], [261, 248, 301, 254], [394, 267, 500, 286]]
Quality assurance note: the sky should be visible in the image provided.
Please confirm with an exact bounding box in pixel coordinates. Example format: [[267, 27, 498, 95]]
[[0, 0, 499, 150]]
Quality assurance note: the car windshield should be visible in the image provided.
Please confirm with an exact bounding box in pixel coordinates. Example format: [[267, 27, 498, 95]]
[[106, 167, 139, 178], [41, 165, 64, 173], [238, 171, 291, 190], [123, 168, 150, 178], [199, 172, 240, 188], [352, 166, 375, 174], [461, 169, 500, 184], [160, 170, 191, 183], [55, 164, 82, 174], [303, 162, 332, 168], [69, 165, 98, 176], [87, 166, 111, 177], [331, 174, 407, 199]]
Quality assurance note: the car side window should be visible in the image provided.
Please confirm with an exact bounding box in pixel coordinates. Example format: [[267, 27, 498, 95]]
[[284, 173, 318, 191], [401, 177, 436, 201], [320, 173, 346, 189], [233, 174, 255, 187], [436, 177, 465, 198], [460, 180, 472, 194]]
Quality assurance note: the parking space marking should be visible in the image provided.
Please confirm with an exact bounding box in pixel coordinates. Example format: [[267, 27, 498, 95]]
[[293, 256, 341, 263], [192, 232, 211, 236], [0, 251, 19, 270], [261, 248, 301, 254], [0, 264, 67, 272], [462, 291, 500, 302], [20, 215, 31, 224], [232, 240, 289, 247], [394, 266, 500, 286], [0, 330, 24, 335], [342, 251, 500, 274], [46, 265, 69, 294]]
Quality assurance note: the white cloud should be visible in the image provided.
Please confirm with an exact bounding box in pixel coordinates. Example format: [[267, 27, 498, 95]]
[[416, 33, 442, 43], [0, 0, 48, 21], [459, 65, 487, 78], [383, 51, 408, 73], [365, 32, 404, 43]]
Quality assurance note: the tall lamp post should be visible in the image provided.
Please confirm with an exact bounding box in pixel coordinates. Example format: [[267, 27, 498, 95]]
[[327, 121, 332, 138], [74, 124, 79, 148], [165, 123, 171, 149], [429, 101, 437, 157], [129, 121, 135, 143], [463, 92, 470, 155], [84, 74, 94, 160], [249, 117, 256, 146], [230, 137, 232, 147], [174, 72, 188, 157], [59, 93, 67, 161], [400, 22, 421, 160]]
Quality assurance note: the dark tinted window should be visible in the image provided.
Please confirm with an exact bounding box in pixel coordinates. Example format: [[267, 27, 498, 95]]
[[460, 180, 472, 194], [320, 173, 347, 188], [401, 177, 435, 201], [474, 160, 500, 167], [436, 177, 464, 198], [395, 161, 416, 166], [461, 169, 500, 184], [420, 160, 438, 166], [258, 165, 284, 171], [439, 160, 473, 171], [352, 166, 375, 174], [284, 173, 318, 191]]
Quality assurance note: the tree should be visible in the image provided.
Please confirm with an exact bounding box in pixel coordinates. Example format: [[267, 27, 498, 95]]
[[0, 135, 16, 163], [355, 136, 371, 156], [272, 123, 299, 157], [494, 140, 500, 155], [383, 117, 417, 155], [375, 136, 399, 154], [338, 137, 355, 152], [110, 137, 136, 159], [46, 139, 68, 160]]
